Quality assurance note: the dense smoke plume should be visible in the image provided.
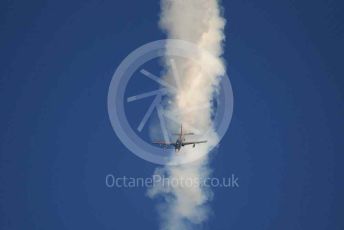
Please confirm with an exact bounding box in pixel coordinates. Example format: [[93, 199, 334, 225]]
[[147, 1, 226, 229]]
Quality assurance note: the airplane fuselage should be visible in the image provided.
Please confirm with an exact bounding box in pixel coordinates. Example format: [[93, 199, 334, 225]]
[[175, 137, 183, 151]]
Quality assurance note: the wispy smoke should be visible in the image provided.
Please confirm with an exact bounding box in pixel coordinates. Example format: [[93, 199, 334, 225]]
[[147, 0, 226, 229]]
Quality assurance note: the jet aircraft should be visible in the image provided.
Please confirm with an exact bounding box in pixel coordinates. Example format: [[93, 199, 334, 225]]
[[153, 125, 207, 152]]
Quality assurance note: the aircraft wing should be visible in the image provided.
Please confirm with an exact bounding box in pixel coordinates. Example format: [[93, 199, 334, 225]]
[[152, 141, 175, 148], [182, 140, 207, 146]]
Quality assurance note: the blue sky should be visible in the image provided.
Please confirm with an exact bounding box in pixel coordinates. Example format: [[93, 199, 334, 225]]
[[0, 0, 343, 229]]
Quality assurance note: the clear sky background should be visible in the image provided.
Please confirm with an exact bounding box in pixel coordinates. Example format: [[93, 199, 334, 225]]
[[0, 0, 343, 229]]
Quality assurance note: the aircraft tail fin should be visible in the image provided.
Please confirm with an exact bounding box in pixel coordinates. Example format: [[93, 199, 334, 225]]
[[171, 132, 194, 135], [183, 132, 194, 135], [171, 124, 194, 135]]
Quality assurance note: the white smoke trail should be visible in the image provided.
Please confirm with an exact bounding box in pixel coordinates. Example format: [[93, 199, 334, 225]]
[[147, 0, 226, 229]]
